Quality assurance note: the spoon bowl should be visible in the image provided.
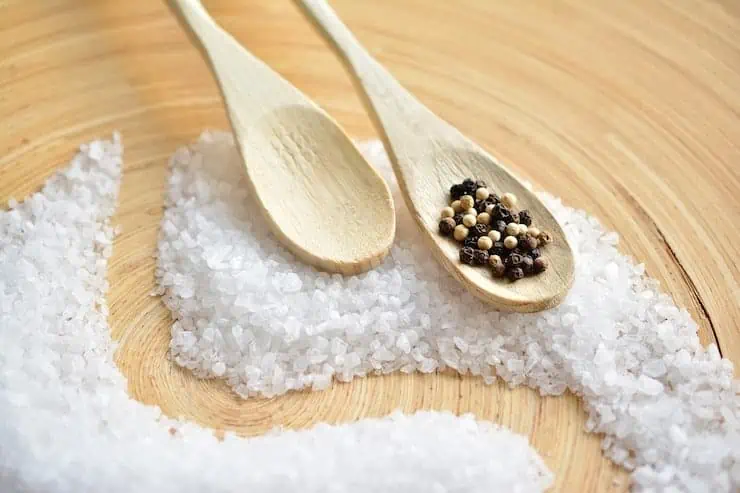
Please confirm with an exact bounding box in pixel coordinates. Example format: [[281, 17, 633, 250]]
[[243, 105, 396, 273], [415, 145, 573, 311], [297, 0, 574, 311], [168, 0, 395, 274]]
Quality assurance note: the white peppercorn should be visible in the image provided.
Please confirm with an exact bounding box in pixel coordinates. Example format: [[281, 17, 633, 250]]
[[477, 236, 493, 251], [477, 212, 491, 225], [505, 222, 519, 236], [503, 236, 518, 249], [460, 195, 475, 211], [462, 214, 477, 227], [475, 187, 490, 201], [441, 206, 455, 218], [488, 230, 501, 242], [501, 192, 517, 209], [453, 224, 469, 241], [451, 200, 463, 213]]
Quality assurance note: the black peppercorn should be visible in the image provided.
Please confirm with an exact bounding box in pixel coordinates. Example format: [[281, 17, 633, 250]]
[[538, 231, 553, 246], [518, 210, 532, 226], [450, 184, 465, 200], [460, 246, 475, 265], [489, 254, 505, 277], [488, 193, 500, 204], [461, 178, 477, 195], [474, 200, 489, 213], [522, 235, 538, 251], [473, 249, 490, 265], [439, 218, 456, 236], [533, 257, 549, 273], [492, 204, 512, 223], [453, 213, 464, 225], [494, 220, 507, 234], [510, 212, 520, 224], [521, 256, 534, 274], [464, 237, 479, 249], [471, 223, 489, 237], [505, 253, 524, 268], [491, 241, 507, 257], [514, 235, 528, 251], [507, 267, 525, 281], [530, 248, 541, 260], [509, 247, 524, 258]]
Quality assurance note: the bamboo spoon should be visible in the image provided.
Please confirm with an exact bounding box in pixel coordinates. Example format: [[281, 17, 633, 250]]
[[167, 0, 395, 275], [296, 0, 574, 311]]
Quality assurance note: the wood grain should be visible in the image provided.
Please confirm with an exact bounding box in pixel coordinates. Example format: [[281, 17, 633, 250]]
[[1, 1, 738, 491]]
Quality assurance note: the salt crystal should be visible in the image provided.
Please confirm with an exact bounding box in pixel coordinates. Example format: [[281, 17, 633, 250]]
[[730, 462, 740, 483], [454, 336, 468, 353], [420, 359, 437, 373], [373, 347, 395, 362], [561, 313, 578, 327], [212, 361, 226, 377], [330, 337, 348, 355], [395, 333, 411, 354], [312, 374, 332, 390], [637, 375, 664, 395], [643, 359, 667, 378]]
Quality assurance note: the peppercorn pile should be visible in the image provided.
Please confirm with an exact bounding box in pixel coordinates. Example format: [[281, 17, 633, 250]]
[[438, 178, 553, 281]]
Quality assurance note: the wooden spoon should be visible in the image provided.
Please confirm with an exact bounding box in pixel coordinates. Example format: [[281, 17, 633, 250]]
[[296, 0, 575, 311], [167, 0, 395, 275]]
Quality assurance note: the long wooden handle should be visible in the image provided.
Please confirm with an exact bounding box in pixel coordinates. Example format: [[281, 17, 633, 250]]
[[167, 0, 224, 57], [296, 0, 453, 156], [167, 0, 301, 132]]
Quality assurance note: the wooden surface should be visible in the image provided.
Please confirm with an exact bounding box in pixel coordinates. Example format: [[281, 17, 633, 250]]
[[1, 0, 739, 491], [298, 0, 575, 312]]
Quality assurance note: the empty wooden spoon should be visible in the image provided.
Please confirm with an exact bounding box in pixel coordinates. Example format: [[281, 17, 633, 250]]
[[296, 0, 574, 311], [168, 0, 395, 275]]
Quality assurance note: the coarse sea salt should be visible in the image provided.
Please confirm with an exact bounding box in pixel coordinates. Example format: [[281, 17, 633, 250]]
[[0, 136, 553, 493], [157, 131, 740, 492]]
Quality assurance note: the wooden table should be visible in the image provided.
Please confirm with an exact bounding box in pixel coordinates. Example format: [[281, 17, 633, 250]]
[[1, 1, 738, 490]]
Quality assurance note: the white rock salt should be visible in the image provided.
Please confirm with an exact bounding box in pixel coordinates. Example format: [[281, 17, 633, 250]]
[[156, 132, 740, 492], [0, 136, 552, 493]]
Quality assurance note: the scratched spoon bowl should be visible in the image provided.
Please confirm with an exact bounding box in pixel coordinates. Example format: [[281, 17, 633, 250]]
[[168, 0, 395, 275], [297, 0, 574, 311]]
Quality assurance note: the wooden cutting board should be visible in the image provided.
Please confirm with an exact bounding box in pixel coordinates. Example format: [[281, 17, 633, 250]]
[[1, 0, 738, 490]]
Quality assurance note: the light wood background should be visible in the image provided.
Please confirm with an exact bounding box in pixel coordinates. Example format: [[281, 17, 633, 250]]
[[1, 1, 738, 491]]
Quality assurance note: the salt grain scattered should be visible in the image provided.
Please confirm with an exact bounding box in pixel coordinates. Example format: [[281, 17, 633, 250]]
[[0, 136, 552, 493], [157, 132, 740, 492]]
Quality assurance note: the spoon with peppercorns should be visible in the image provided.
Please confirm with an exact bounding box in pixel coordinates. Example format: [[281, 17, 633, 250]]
[[168, 0, 395, 274], [297, 0, 574, 311]]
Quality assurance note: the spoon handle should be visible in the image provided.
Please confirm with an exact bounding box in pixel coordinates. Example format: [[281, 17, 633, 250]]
[[296, 0, 465, 160], [168, 0, 305, 130]]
